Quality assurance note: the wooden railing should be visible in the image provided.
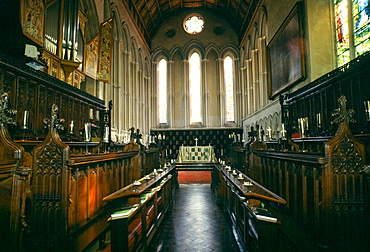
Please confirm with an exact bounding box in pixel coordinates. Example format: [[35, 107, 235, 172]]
[[0, 53, 106, 142]]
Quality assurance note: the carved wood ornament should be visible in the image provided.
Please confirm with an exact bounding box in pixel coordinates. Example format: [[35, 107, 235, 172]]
[[31, 104, 70, 250], [0, 91, 30, 251], [323, 95, 366, 250]]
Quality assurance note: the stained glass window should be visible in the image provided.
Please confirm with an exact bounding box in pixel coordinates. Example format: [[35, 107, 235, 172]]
[[334, 0, 370, 65], [157, 59, 167, 124], [224, 56, 235, 122], [335, 0, 350, 65], [189, 52, 201, 124], [353, 0, 370, 56], [183, 14, 205, 34]]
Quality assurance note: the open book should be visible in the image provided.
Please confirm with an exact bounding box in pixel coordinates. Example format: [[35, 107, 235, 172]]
[[250, 207, 278, 223], [111, 206, 138, 220]]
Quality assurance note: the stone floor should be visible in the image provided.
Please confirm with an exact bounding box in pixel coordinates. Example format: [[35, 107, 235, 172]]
[[147, 184, 239, 252]]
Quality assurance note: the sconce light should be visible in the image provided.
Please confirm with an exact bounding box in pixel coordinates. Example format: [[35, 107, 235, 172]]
[[364, 101, 370, 121], [24, 44, 45, 70]]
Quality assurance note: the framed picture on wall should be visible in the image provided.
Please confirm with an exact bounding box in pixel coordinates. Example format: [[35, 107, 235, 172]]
[[268, 2, 305, 99]]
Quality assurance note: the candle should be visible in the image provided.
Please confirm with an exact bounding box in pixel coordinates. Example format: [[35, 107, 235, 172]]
[[23, 111, 29, 129], [317, 113, 322, 128], [365, 101, 370, 121], [267, 127, 272, 140], [298, 118, 306, 138], [103, 125, 109, 143], [282, 123, 286, 139], [89, 108, 94, 120], [69, 120, 74, 134], [85, 123, 91, 142]]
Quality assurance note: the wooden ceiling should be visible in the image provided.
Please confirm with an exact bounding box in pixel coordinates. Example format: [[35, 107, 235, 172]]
[[124, 0, 259, 46]]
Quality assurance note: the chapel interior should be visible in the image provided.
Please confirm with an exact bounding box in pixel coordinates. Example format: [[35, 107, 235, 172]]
[[0, 0, 369, 251]]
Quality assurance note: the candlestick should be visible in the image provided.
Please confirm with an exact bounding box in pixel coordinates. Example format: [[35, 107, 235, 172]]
[[22, 111, 29, 130]]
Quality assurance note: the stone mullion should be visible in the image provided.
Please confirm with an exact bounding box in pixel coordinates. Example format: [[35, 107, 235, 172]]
[[151, 61, 158, 127], [202, 58, 208, 126], [217, 58, 225, 125], [233, 57, 240, 125], [183, 60, 189, 127], [168, 60, 174, 127]]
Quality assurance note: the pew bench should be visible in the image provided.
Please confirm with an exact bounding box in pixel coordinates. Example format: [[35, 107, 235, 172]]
[[104, 166, 177, 252]]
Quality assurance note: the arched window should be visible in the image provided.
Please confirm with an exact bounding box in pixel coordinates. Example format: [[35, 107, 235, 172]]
[[224, 56, 235, 122], [189, 52, 202, 124], [157, 59, 167, 124], [335, 0, 370, 66]]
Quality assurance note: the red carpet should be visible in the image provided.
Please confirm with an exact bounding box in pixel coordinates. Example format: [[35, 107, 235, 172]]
[[177, 171, 212, 184]]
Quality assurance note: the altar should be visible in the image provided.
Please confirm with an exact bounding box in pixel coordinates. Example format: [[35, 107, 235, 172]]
[[177, 145, 216, 163]]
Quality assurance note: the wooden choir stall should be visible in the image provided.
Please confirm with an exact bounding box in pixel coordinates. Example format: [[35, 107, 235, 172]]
[[0, 56, 161, 252], [227, 54, 370, 252]]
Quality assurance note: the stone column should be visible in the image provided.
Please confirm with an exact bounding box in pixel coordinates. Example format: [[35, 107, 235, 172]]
[[258, 37, 268, 106], [251, 49, 259, 111], [246, 59, 253, 114]]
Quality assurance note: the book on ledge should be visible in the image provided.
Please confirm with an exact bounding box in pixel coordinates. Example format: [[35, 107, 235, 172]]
[[250, 207, 278, 223], [111, 205, 138, 220]]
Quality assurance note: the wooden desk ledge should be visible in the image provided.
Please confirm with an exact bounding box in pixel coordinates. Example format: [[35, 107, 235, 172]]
[[103, 166, 174, 202], [219, 164, 287, 205]]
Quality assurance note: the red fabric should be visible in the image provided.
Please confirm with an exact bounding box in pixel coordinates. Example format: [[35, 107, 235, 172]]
[[177, 171, 211, 184]]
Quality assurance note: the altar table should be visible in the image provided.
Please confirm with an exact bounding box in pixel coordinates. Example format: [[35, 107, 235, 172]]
[[177, 146, 216, 163]]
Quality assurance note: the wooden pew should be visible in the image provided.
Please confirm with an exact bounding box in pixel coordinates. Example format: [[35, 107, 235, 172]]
[[103, 165, 177, 252], [213, 164, 288, 252]]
